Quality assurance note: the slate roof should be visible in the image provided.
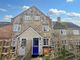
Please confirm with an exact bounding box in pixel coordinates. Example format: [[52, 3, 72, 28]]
[[0, 22, 12, 39], [53, 21, 80, 30]]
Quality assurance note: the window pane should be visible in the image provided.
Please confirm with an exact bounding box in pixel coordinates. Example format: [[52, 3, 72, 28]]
[[25, 16, 31, 20], [11, 40, 16, 47], [61, 30, 66, 35], [43, 25, 49, 32], [33, 38, 39, 46], [73, 30, 79, 35], [21, 39, 26, 47], [34, 16, 40, 20], [43, 38, 48, 45], [13, 24, 21, 32]]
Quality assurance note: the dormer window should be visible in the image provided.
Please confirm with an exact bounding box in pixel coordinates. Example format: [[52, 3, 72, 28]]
[[13, 24, 21, 32]]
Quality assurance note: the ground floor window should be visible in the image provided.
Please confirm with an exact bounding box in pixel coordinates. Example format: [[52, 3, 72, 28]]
[[43, 38, 49, 46], [21, 39, 26, 47]]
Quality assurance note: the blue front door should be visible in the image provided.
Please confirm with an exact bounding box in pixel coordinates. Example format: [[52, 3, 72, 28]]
[[32, 38, 39, 56]]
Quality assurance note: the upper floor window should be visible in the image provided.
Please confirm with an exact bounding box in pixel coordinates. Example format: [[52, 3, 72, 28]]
[[73, 30, 79, 35], [13, 24, 21, 32], [25, 16, 31, 20], [61, 29, 67, 35], [43, 38, 49, 46], [34, 16, 40, 20], [43, 25, 49, 32]]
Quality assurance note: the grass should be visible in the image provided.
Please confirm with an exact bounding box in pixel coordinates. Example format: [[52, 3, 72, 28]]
[[43, 56, 50, 60]]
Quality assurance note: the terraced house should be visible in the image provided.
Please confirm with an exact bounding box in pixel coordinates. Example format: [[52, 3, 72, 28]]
[[11, 6, 52, 60], [52, 17, 80, 60]]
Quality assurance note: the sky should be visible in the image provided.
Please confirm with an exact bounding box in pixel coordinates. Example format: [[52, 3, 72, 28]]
[[0, 0, 80, 26]]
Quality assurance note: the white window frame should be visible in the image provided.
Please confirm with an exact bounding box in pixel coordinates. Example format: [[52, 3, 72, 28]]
[[73, 30, 79, 35], [43, 38, 49, 46], [25, 16, 31, 20], [13, 24, 21, 32], [61, 29, 67, 35], [34, 16, 40, 20], [43, 25, 49, 32], [21, 38, 26, 47], [11, 39, 17, 47]]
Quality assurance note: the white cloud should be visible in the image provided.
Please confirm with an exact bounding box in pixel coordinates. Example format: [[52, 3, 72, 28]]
[[48, 9, 66, 15], [0, 8, 7, 12], [22, 6, 30, 11], [67, 12, 80, 17], [4, 15, 13, 20], [0, 15, 13, 22], [3, 15, 13, 22], [49, 8, 80, 18], [66, 0, 74, 2], [54, 17, 80, 26]]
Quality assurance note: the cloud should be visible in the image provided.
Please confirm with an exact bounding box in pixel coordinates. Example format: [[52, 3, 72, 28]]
[[48, 9, 66, 15], [4, 15, 13, 20], [22, 6, 30, 11], [0, 8, 7, 12], [66, 0, 74, 2], [0, 15, 13, 22], [62, 17, 80, 26], [67, 12, 80, 17], [48, 8, 80, 18], [3, 15, 13, 22]]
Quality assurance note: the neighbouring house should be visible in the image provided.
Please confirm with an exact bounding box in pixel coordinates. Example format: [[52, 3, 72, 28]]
[[11, 6, 52, 58], [52, 17, 80, 60], [0, 22, 12, 60]]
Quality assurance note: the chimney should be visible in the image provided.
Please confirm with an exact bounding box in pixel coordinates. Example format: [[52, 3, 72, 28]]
[[57, 17, 61, 23]]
